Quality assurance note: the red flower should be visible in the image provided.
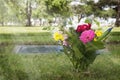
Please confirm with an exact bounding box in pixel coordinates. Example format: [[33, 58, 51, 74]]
[[76, 23, 91, 33]]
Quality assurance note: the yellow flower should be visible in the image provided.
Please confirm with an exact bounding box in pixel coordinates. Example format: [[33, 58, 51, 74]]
[[94, 38, 97, 41], [53, 32, 64, 41], [95, 30, 103, 37]]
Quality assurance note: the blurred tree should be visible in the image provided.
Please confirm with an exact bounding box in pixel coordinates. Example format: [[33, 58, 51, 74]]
[[97, 0, 120, 27], [32, 0, 48, 26], [0, 0, 8, 26], [86, 0, 120, 27], [4, 0, 36, 26], [25, 0, 32, 26], [45, 0, 71, 17], [4, 0, 26, 25], [45, 0, 72, 26], [71, 1, 93, 23]]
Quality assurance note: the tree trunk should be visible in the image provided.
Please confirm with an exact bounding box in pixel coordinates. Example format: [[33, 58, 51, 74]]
[[1, 21, 4, 26], [78, 14, 83, 23], [39, 18, 42, 26], [1, 17, 4, 26], [0, 21, 4, 26], [115, 1, 120, 27], [26, 0, 32, 26]]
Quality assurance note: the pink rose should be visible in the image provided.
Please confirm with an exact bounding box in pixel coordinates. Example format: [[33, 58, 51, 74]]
[[76, 23, 91, 33], [79, 30, 95, 44]]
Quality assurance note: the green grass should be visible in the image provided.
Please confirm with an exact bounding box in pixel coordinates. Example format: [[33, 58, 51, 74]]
[[0, 32, 57, 45], [102, 27, 120, 32], [90, 54, 120, 80], [106, 32, 120, 42], [105, 31, 120, 55], [112, 27, 120, 32], [0, 27, 57, 44], [0, 53, 120, 80], [0, 27, 120, 80], [0, 27, 49, 34], [0, 53, 73, 80]]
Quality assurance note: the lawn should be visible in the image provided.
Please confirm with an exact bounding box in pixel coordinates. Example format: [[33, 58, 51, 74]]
[[112, 27, 120, 32], [1, 53, 120, 80], [0, 27, 56, 45], [0, 27, 120, 80], [106, 32, 120, 42], [0, 32, 56, 45], [0, 27, 50, 34]]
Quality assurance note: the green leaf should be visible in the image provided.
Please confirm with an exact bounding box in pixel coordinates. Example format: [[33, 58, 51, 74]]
[[94, 19, 100, 27], [85, 18, 92, 24], [97, 27, 113, 41], [86, 41, 104, 51]]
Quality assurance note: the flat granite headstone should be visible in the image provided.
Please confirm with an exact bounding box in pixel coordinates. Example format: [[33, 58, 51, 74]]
[[14, 45, 63, 54], [96, 49, 110, 54], [14, 45, 109, 54]]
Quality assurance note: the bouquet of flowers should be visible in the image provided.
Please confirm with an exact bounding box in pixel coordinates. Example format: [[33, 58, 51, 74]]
[[53, 19, 113, 72]]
